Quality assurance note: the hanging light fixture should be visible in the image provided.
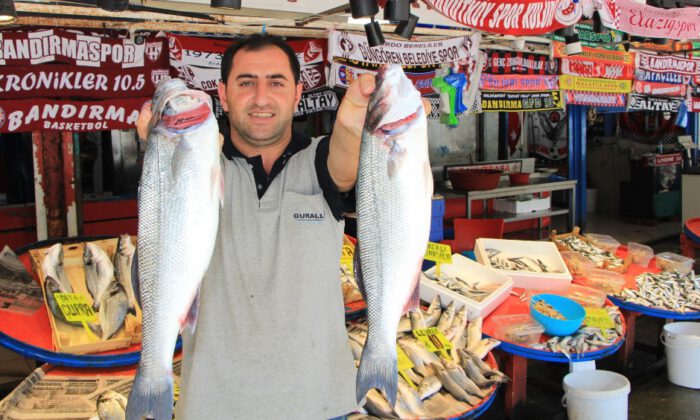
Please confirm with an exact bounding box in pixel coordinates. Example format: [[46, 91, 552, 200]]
[[394, 13, 419, 39], [97, 0, 129, 12], [211, 0, 241, 9], [350, 0, 384, 47], [556, 26, 582, 55], [384, 0, 410, 23], [592, 11, 603, 33], [0, 0, 17, 25]]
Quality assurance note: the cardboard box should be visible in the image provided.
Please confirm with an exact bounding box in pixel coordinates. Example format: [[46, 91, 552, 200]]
[[475, 238, 572, 290], [493, 196, 551, 214]]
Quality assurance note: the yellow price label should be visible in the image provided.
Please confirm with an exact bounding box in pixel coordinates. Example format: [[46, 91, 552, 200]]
[[53, 293, 99, 341], [397, 345, 414, 372], [424, 242, 452, 264], [340, 244, 355, 274], [413, 327, 452, 358], [584, 307, 615, 339], [174, 381, 180, 402]]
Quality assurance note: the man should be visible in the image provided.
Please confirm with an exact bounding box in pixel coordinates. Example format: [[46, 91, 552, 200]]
[[138, 34, 372, 419]]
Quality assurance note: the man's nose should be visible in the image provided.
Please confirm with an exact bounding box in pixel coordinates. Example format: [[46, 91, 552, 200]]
[[252, 83, 271, 106]]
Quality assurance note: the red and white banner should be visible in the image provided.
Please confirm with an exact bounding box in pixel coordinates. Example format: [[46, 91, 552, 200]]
[[689, 96, 700, 112], [294, 89, 338, 116], [168, 34, 232, 93], [552, 42, 634, 64], [595, 0, 700, 40], [483, 51, 559, 75], [328, 30, 480, 66], [0, 65, 165, 98], [479, 74, 558, 91], [328, 60, 436, 95], [635, 68, 692, 84], [627, 93, 683, 112], [0, 29, 166, 69], [0, 98, 146, 133], [633, 80, 687, 97], [428, 0, 582, 35], [564, 91, 626, 107], [560, 57, 634, 79], [288, 39, 328, 92], [635, 51, 700, 76]]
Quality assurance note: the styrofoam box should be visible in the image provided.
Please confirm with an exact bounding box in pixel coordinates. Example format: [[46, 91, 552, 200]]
[[493, 196, 551, 214], [475, 238, 572, 290], [421, 253, 513, 319]]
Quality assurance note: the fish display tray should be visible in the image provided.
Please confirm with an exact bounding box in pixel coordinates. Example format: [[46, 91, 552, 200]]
[[474, 238, 572, 291], [549, 227, 631, 273], [29, 239, 142, 354], [421, 254, 513, 319]]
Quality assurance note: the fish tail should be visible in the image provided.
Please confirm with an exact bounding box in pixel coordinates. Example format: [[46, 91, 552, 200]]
[[126, 371, 173, 420], [356, 342, 398, 407]]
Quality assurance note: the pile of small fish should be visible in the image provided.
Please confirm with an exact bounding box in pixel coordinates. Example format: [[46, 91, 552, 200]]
[[340, 267, 364, 304], [348, 295, 508, 419], [42, 235, 137, 341], [423, 272, 500, 303], [528, 305, 624, 359], [486, 248, 556, 273], [554, 236, 625, 269], [617, 271, 700, 313]]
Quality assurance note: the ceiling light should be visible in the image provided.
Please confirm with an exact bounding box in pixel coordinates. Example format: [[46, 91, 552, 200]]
[[394, 13, 418, 39], [0, 0, 17, 24], [592, 11, 603, 33], [365, 19, 385, 47], [384, 0, 410, 23], [349, 0, 378, 19], [211, 0, 241, 9], [565, 30, 582, 55]]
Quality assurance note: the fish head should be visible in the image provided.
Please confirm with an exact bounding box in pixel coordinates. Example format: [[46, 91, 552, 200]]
[[365, 64, 425, 139], [44, 275, 60, 294], [117, 234, 135, 255], [83, 243, 96, 265], [46, 243, 62, 264]]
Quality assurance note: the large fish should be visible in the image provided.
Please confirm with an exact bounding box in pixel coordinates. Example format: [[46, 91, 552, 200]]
[[43, 243, 72, 293], [126, 78, 222, 420], [114, 234, 137, 315], [355, 64, 432, 407], [84, 242, 114, 311], [98, 282, 129, 340]]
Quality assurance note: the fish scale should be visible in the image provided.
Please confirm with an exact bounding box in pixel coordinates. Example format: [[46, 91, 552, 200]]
[[126, 78, 222, 420], [355, 64, 432, 407]]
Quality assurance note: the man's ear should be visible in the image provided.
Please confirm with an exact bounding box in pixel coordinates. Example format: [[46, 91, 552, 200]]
[[218, 81, 229, 113]]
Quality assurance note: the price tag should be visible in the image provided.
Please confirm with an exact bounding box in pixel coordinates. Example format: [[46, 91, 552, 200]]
[[340, 244, 354, 274], [413, 327, 452, 358], [424, 242, 452, 277], [53, 293, 99, 340], [397, 345, 417, 389], [584, 307, 615, 338]]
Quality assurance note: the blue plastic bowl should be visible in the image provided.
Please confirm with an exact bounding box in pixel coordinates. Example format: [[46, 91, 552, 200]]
[[530, 294, 586, 337]]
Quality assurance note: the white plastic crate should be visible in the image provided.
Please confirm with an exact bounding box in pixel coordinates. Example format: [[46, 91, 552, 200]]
[[475, 238, 572, 290], [493, 196, 551, 214], [421, 254, 513, 319]]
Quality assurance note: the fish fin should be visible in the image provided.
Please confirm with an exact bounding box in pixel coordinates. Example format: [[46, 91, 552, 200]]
[[88, 322, 103, 338], [182, 287, 201, 335], [131, 249, 141, 309], [386, 141, 406, 179], [125, 370, 174, 420], [356, 343, 398, 407], [402, 273, 421, 314], [353, 244, 367, 302]]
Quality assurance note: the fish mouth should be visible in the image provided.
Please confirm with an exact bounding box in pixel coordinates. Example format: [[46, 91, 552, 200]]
[[376, 106, 422, 136]]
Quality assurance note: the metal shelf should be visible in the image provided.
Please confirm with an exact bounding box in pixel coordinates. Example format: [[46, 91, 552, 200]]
[[484, 207, 570, 223]]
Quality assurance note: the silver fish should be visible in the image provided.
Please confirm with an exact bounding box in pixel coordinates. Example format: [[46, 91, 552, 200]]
[[114, 234, 137, 315], [396, 379, 429, 419], [364, 389, 398, 419], [349, 339, 363, 361], [410, 310, 426, 331], [417, 375, 442, 400], [431, 362, 480, 406], [98, 282, 129, 340], [442, 358, 485, 398], [127, 78, 222, 420], [43, 243, 72, 293], [466, 316, 483, 352], [84, 242, 114, 311], [422, 295, 442, 328], [355, 64, 432, 407], [44, 275, 78, 325], [461, 354, 499, 388], [436, 301, 456, 333], [462, 349, 508, 382], [472, 338, 501, 360], [97, 391, 127, 420]]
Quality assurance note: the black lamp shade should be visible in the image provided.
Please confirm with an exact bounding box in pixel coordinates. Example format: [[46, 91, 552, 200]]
[[384, 0, 410, 22], [365, 20, 385, 47], [211, 0, 241, 9], [350, 0, 378, 19], [592, 11, 603, 33], [395, 14, 419, 39], [0, 0, 17, 23], [97, 0, 128, 11]]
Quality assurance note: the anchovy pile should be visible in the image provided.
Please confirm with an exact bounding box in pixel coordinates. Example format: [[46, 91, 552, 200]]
[[423, 272, 500, 303], [487, 248, 555, 273], [529, 306, 624, 359], [554, 236, 625, 268], [347, 295, 508, 419], [617, 271, 700, 313]]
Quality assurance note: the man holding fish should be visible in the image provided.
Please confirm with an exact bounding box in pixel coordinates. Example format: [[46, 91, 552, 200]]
[[129, 33, 432, 420]]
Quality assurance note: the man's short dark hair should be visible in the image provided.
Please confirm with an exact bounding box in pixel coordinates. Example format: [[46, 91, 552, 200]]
[[220, 34, 300, 85]]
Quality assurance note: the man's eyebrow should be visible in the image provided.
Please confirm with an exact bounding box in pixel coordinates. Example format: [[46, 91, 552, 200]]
[[234, 73, 288, 80]]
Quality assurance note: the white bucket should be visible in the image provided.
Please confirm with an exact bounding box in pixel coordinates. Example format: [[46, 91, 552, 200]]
[[661, 322, 700, 388], [562, 370, 630, 420]]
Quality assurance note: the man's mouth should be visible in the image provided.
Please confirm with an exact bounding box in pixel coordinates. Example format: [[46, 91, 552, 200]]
[[250, 112, 274, 118]]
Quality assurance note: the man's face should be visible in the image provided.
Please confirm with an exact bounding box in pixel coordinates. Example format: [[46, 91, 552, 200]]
[[218, 46, 302, 149]]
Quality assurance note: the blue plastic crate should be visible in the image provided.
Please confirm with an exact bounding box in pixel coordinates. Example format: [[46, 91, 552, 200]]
[[432, 198, 445, 217], [429, 215, 443, 243]]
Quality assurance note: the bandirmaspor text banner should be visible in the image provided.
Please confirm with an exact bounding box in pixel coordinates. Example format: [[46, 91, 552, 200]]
[[0, 29, 167, 69], [427, 0, 583, 35], [627, 93, 683, 112], [327, 30, 480, 66], [480, 90, 564, 112], [595, 0, 700, 40], [0, 98, 145, 133], [635, 51, 700, 76]]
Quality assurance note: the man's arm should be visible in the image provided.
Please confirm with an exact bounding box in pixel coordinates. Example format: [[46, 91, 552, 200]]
[[327, 74, 375, 193]]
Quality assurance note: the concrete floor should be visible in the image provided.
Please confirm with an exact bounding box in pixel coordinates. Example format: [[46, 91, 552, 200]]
[[482, 218, 700, 420]]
